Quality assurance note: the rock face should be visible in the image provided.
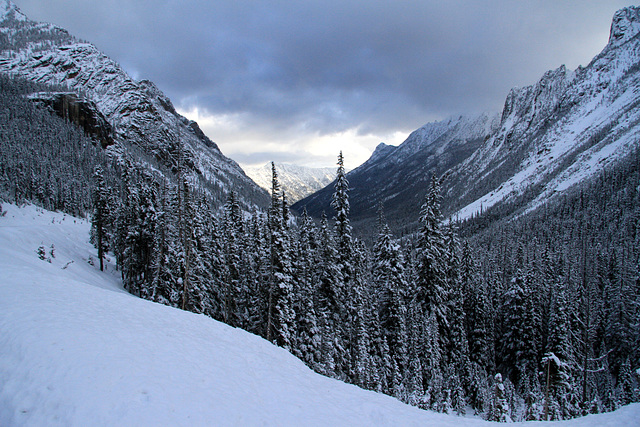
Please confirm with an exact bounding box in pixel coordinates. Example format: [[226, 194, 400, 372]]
[[294, 6, 640, 236], [448, 6, 640, 221], [0, 0, 269, 211], [245, 163, 336, 203], [28, 92, 114, 148]]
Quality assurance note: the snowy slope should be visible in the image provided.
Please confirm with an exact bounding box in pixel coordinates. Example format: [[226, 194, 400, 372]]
[[446, 7, 640, 220], [1, 205, 639, 426], [245, 162, 336, 203]]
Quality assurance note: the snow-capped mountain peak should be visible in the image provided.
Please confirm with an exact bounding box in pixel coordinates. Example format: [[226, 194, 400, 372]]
[[245, 162, 336, 203], [294, 6, 640, 234], [0, 1, 269, 211], [607, 6, 640, 49], [0, 0, 27, 22]]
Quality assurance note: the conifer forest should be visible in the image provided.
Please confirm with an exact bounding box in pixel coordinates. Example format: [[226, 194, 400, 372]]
[[1, 69, 639, 422]]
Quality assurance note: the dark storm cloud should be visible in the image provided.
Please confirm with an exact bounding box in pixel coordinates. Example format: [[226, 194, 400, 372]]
[[15, 0, 632, 166]]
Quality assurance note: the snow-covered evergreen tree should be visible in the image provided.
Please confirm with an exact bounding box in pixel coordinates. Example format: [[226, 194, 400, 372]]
[[489, 373, 513, 422], [91, 165, 110, 271], [372, 223, 408, 391], [266, 163, 295, 350]]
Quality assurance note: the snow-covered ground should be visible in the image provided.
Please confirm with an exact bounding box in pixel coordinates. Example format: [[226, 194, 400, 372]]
[[1, 203, 638, 426]]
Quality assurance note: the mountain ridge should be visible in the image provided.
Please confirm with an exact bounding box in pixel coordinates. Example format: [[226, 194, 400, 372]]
[[0, 0, 269, 211], [245, 162, 336, 203], [294, 6, 640, 237]]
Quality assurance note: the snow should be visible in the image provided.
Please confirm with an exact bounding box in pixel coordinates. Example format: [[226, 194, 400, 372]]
[[0, 0, 27, 22], [1, 203, 639, 426], [454, 29, 640, 222], [245, 162, 336, 202], [1, 4, 269, 211]]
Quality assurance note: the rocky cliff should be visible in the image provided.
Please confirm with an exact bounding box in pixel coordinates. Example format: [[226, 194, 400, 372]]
[[27, 91, 114, 148]]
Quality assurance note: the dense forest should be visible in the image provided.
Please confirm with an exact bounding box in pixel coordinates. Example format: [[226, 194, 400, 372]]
[[1, 74, 638, 422]]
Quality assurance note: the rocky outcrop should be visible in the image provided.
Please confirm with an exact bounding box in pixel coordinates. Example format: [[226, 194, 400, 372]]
[[28, 92, 114, 148]]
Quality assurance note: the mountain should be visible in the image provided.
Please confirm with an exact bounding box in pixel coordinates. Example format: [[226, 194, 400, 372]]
[[294, 6, 640, 237], [245, 162, 336, 203], [3, 202, 640, 425], [0, 0, 269, 211], [293, 113, 499, 235]]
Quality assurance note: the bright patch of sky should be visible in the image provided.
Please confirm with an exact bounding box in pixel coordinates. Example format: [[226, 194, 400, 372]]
[[178, 106, 407, 169]]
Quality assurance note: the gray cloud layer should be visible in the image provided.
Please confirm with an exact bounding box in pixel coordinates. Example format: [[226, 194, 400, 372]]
[[15, 0, 632, 167]]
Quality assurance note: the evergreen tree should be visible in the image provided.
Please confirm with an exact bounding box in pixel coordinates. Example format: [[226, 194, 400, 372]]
[[91, 165, 110, 272], [150, 181, 182, 307], [414, 175, 448, 402], [293, 208, 321, 368], [489, 373, 512, 422], [223, 191, 243, 326], [443, 221, 470, 414], [545, 282, 580, 419], [332, 151, 353, 281], [415, 175, 448, 341], [499, 245, 541, 396], [316, 212, 344, 376], [266, 163, 295, 350], [372, 223, 408, 389]]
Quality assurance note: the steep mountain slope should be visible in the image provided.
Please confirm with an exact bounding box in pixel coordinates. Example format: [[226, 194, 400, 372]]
[[2, 203, 639, 425], [293, 113, 499, 234], [295, 6, 640, 236], [0, 0, 268, 211], [449, 6, 640, 221], [245, 162, 336, 203]]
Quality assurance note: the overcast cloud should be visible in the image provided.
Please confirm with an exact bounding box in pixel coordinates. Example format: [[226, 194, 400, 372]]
[[15, 0, 632, 169]]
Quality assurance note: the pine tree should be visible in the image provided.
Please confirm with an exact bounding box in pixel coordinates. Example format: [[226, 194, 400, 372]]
[[372, 223, 408, 388], [499, 245, 541, 396], [91, 165, 110, 271], [443, 221, 470, 414], [414, 175, 448, 401], [223, 191, 243, 326], [316, 212, 344, 376], [293, 208, 321, 368], [266, 163, 295, 349], [316, 213, 342, 319], [332, 151, 353, 280], [545, 282, 580, 419], [490, 373, 512, 422], [150, 181, 182, 307], [415, 175, 448, 339], [245, 211, 270, 337], [349, 241, 372, 387]]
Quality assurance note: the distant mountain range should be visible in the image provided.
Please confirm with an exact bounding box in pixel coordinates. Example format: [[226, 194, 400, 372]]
[[244, 163, 336, 203], [0, 0, 268, 211], [294, 6, 640, 236]]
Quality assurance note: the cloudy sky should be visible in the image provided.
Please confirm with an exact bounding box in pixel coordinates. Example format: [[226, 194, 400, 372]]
[[15, 0, 631, 169]]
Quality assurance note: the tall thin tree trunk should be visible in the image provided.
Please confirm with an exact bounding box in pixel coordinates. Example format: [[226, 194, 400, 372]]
[[581, 239, 590, 406]]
